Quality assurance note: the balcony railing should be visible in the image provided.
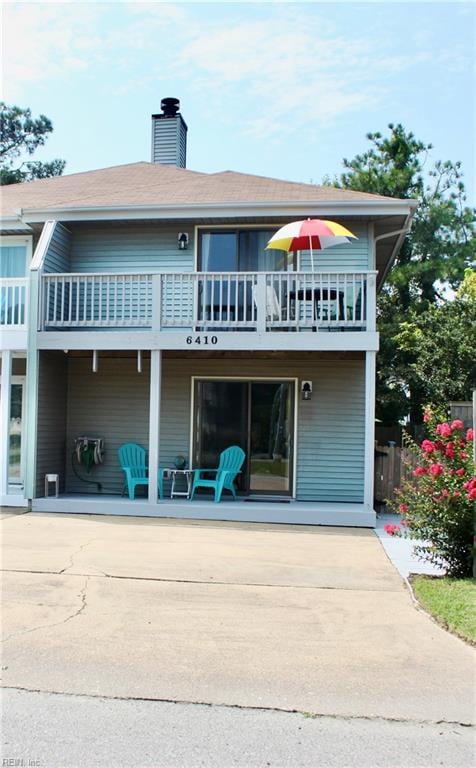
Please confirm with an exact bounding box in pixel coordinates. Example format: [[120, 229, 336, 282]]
[[0, 278, 28, 328], [40, 271, 376, 332]]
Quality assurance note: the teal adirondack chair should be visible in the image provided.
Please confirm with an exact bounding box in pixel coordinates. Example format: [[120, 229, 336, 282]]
[[118, 443, 165, 500], [190, 446, 245, 503]]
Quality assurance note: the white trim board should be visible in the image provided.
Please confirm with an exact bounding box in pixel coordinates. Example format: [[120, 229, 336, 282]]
[[31, 495, 376, 527], [37, 330, 379, 352], [1, 494, 28, 508], [18, 200, 416, 224]]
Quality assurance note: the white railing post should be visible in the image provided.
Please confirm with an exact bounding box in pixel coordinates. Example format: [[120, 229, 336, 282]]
[[366, 273, 377, 331], [256, 273, 267, 332], [151, 274, 161, 330], [37, 269, 44, 331]]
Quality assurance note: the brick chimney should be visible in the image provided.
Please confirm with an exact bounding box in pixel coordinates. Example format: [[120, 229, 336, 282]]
[[151, 97, 187, 168]]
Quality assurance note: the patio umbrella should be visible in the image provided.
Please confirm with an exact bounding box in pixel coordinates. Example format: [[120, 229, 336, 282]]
[[266, 218, 357, 271]]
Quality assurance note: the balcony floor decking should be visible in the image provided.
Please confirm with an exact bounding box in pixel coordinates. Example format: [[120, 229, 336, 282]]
[[31, 493, 375, 527]]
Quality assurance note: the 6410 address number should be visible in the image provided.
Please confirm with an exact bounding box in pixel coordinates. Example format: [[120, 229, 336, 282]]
[[186, 335, 218, 346]]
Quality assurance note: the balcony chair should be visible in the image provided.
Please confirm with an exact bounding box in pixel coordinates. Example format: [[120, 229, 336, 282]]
[[190, 445, 246, 503], [252, 284, 281, 323], [118, 442, 165, 500]]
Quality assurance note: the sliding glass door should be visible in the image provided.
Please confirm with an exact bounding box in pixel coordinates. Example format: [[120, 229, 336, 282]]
[[193, 379, 294, 496]]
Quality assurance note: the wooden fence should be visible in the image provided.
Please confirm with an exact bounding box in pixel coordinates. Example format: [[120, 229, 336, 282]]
[[374, 442, 419, 505]]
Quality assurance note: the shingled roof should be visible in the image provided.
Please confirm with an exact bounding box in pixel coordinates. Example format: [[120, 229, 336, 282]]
[[0, 161, 403, 218]]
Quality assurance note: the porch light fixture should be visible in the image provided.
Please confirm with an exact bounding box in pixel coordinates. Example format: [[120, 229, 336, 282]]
[[301, 381, 312, 401], [178, 232, 189, 250]]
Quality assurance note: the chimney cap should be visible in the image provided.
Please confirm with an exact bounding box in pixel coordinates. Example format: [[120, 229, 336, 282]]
[[161, 97, 180, 117]]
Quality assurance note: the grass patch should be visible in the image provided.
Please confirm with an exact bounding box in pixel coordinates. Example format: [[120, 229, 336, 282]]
[[412, 576, 476, 644]]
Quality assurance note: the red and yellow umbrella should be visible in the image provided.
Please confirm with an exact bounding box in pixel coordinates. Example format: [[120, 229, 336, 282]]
[[266, 218, 357, 271]]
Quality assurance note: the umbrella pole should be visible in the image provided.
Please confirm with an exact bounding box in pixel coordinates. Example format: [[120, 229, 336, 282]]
[[309, 234, 314, 272]]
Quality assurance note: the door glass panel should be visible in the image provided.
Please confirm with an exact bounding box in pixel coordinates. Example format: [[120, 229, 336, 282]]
[[238, 231, 294, 272], [249, 382, 292, 494], [195, 381, 248, 490], [9, 383, 23, 485], [194, 379, 294, 496]]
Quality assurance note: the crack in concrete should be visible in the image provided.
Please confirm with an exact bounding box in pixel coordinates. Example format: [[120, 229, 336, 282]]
[[2, 685, 474, 729], [1, 577, 89, 644], [1, 567, 403, 593], [59, 539, 97, 574]]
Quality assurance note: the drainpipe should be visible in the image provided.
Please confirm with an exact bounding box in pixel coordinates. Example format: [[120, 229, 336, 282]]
[[375, 205, 417, 290]]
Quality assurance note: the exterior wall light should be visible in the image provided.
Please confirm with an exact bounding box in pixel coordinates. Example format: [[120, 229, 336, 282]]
[[301, 381, 312, 401], [178, 232, 189, 250]]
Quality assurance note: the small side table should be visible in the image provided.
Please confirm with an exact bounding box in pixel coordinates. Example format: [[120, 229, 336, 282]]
[[168, 469, 194, 499], [45, 473, 59, 497]]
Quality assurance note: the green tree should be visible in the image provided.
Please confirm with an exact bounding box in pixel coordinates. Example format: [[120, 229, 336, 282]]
[[332, 123, 475, 423], [0, 102, 66, 185], [395, 285, 476, 405]]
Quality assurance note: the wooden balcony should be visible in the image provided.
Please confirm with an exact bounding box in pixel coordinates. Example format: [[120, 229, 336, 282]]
[[40, 271, 376, 334]]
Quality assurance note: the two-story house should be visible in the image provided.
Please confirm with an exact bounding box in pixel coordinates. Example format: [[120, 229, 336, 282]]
[[0, 99, 416, 525]]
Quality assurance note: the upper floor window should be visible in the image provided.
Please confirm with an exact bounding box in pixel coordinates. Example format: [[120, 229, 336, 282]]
[[198, 230, 296, 272], [0, 244, 27, 278]]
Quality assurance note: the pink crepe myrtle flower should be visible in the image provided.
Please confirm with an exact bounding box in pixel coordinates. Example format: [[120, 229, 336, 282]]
[[456, 468, 466, 477], [399, 503, 408, 514], [413, 466, 427, 476], [429, 463, 444, 477], [421, 440, 435, 454], [445, 443, 455, 459], [466, 428, 474, 442], [436, 423, 452, 438], [384, 523, 400, 536], [423, 409, 433, 423], [451, 419, 464, 431], [463, 478, 476, 491], [468, 488, 476, 501]]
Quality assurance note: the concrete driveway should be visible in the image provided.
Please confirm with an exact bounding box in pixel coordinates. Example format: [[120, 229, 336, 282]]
[[1, 512, 474, 725]]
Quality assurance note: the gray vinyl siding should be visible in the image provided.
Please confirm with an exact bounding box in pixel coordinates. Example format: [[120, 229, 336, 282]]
[[43, 223, 71, 273], [299, 224, 369, 271], [36, 351, 68, 496], [58, 355, 365, 502], [161, 358, 365, 503], [151, 115, 187, 167], [65, 357, 150, 494], [69, 224, 194, 273]]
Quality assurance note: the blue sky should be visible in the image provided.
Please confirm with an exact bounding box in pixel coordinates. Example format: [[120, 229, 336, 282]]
[[3, 1, 475, 202]]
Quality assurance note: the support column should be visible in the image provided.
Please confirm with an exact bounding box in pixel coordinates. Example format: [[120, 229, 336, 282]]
[[148, 350, 162, 504], [0, 350, 12, 497], [24, 270, 40, 500], [364, 350, 376, 510]]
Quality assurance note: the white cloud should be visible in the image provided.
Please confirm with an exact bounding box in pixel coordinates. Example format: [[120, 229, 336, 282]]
[[1, 1, 185, 100], [2, 3, 104, 99], [171, 14, 409, 138]]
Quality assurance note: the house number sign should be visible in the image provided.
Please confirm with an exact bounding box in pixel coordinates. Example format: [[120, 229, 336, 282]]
[[186, 335, 218, 346]]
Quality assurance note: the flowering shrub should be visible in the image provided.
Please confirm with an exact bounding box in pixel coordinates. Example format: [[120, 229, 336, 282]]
[[387, 408, 475, 577]]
